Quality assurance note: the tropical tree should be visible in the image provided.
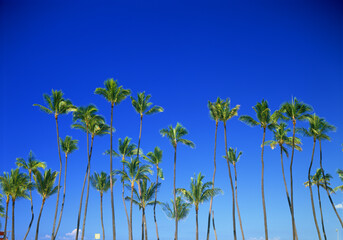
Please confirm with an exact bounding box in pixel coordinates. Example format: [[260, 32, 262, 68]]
[[280, 97, 312, 240], [224, 148, 245, 240], [126, 179, 160, 240], [333, 169, 343, 193], [239, 99, 278, 240], [304, 169, 333, 240], [264, 123, 302, 237], [0, 172, 11, 240], [220, 98, 240, 240], [15, 151, 46, 240], [95, 78, 131, 240], [162, 196, 191, 223], [206, 97, 224, 240], [90, 172, 112, 240], [176, 173, 222, 240], [34, 169, 58, 240], [160, 123, 195, 240], [33, 89, 76, 240], [143, 147, 164, 240], [116, 158, 152, 240], [54, 136, 78, 238]]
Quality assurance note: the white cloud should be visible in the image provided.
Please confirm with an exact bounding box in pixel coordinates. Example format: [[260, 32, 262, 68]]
[[248, 237, 280, 240], [43, 235, 51, 239], [65, 229, 81, 237], [335, 202, 343, 209]]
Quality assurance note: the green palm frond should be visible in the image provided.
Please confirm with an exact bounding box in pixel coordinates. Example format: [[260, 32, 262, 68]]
[[160, 123, 195, 148], [238, 115, 259, 127], [224, 148, 242, 164], [162, 196, 191, 220], [95, 79, 131, 105], [7, 169, 32, 201], [15, 151, 46, 175], [219, 98, 240, 123], [90, 171, 112, 194], [60, 136, 78, 155], [280, 97, 313, 122], [34, 169, 58, 200]]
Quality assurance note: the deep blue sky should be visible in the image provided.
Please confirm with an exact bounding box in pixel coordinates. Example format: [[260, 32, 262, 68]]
[[1, 1, 343, 240]]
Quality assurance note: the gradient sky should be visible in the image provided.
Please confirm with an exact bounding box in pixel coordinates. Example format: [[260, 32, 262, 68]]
[[1, 1, 343, 240]]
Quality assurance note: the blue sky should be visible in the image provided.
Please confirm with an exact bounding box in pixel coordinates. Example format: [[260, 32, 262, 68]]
[[1, 0, 343, 240]]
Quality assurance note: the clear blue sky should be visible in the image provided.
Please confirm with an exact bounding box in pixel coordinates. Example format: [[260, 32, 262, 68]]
[[1, 1, 343, 240]]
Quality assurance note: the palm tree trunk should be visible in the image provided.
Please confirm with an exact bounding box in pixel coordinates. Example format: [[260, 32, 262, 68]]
[[110, 103, 116, 240], [23, 173, 34, 240], [206, 121, 218, 240], [81, 135, 95, 240], [290, 120, 297, 240], [141, 209, 144, 240], [212, 210, 218, 240], [75, 129, 90, 240], [130, 184, 134, 240], [234, 164, 245, 240], [136, 115, 143, 212], [317, 185, 327, 240], [122, 158, 131, 239], [153, 165, 160, 240], [195, 207, 199, 240], [54, 154, 69, 239], [261, 127, 268, 240], [101, 193, 105, 240], [52, 115, 63, 240], [4, 199, 9, 240], [173, 145, 178, 240], [35, 199, 45, 240], [143, 207, 148, 240], [308, 138, 322, 240], [11, 199, 15, 240], [319, 140, 343, 227], [223, 122, 237, 240]]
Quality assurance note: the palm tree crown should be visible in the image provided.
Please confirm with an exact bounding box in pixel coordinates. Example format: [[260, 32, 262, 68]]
[[94, 79, 131, 106], [8, 169, 32, 201], [280, 97, 312, 123], [304, 169, 333, 191], [34, 169, 59, 200], [219, 98, 240, 123], [162, 197, 191, 220], [208, 97, 225, 123], [16, 151, 46, 176], [90, 172, 112, 195], [143, 146, 164, 179], [131, 92, 164, 117], [160, 123, 195, 149], [127, 179, 161, 209], [300, 114, 336, 140], [333, 169, 343, 193], [224, 148, 242, 166], [116, 158, 152, 187], [60, 136, 79, 156]]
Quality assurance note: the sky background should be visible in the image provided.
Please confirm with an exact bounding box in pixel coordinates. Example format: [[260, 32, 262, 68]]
[[1, 0, 343, 240]]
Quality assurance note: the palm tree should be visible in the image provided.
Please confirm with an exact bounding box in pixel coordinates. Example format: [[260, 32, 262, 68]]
[[116, 158, 152, 240], [224, 148, 245, 240], [206, 97, 224, 240], [333, 169, 343, 193], [143, 146, 164, 240], [176, 173, 222, 240], [305, 169, 333, 240], [239, 100, 278, 240], [15, 151, 46, 240], [280, 97, 312, 239], [95, 79, 131, 240], [160, 123, 195, 240], [0, 172, 11, 240], [264, 123, 302, 237], [54, 136, 78, 238], [33, 89, 76, 240], [126, 179, 160, 240], [220, 98, 240, 240], [90, 172, 112, 240], [162, 196, 191, 223], [34, 169, 58, 240]]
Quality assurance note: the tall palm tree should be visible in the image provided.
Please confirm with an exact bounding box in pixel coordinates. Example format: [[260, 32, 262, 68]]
[[224, 148, 245, 240], [206, 97, 224, 240], [0, 172, 11, 240], [220, 98, 240, 240], [160, 123, 195, 240], [264, 123, 302, 237], [15, 151, 46, 240], [126, 179, 160, 240], [54, 136, 78, 238], [143, 146, 164, 240], [95, 78, 131, 240], [305, 169, 333, 240], [162, 196, 191, 223], [333, 169, 343, 193], [33, 89, 76, 240], [176, 173, 221, 240], [116, 158, 152, 240], [239, 100, 278, 240], [90, 172, 112, 240], [280, 97, 312, 239], [34, 169, 58, 240]]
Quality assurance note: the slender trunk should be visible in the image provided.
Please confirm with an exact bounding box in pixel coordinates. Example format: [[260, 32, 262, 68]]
[[130, 184, 134, 240], [35, 199, 45, 240], [319, 140, 343, 227], [141, 208, 144, 240], [212, 211, 218, 240], [261, 127, 268, 240], [101, 193, 105, 240], [317, 185, 327, 240], [23, 172, 34, 240], [206, 121, 218, 240], [173, 145, 178, 240], [54, 153, 69, 238], [52, 115, 62, 240], [4, 199, 9, 240], [153, 165, 160, 240], [143, 207, 148, 240], [195, 207, 199, 240], [11, 199, 15, 240], [136, 115, 143, 212], [223, 122, 236, 240], [81, 135, 95, 240], [75, 129, 90, 240], [290, 120, 297, 240], [234, 163, 245, 240], [122, 158, 130, 239], [308, 138, 322, 240], [110, 103, 116, 240]]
